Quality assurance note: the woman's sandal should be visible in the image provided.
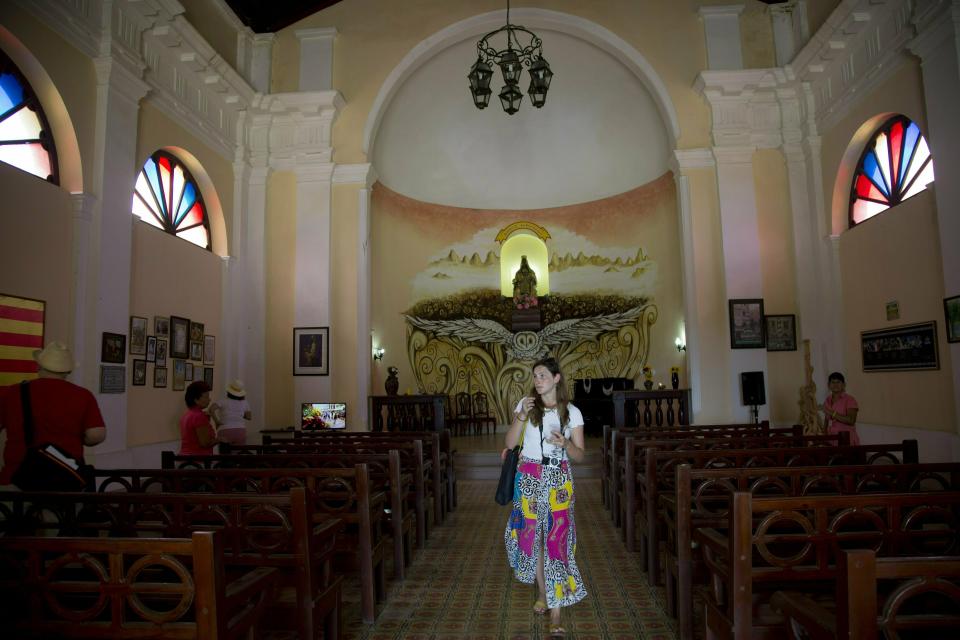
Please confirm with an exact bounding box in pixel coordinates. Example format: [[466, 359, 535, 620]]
[[533, 599, 547, 615]]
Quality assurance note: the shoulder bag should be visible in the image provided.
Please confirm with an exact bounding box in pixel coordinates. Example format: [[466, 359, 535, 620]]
[[495, 418, 527, 506]]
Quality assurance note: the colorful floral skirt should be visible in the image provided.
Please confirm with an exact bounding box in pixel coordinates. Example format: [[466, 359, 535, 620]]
[[504, 457, 588, 609]]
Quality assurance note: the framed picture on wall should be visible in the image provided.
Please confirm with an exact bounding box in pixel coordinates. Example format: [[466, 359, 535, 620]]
[[190, 341, 203, 362], [185, 362, 194, 382], [172, 360, 186, 391], [155, 316, 169, 338], [132, 359, 146, 386], [101, 332, 126, 364], [293, 327, 329, 376], [203, 335, 215, 365], [728, 299, 765, 349], [945, 295, 960, 343], [154, 366, 167, 388], [765, 314, 797, 351], [170, 316, 189, 359], [190, 321, 204, 343], [100, 365, 125, 393], [129, 316, 147, 355], [155, 338, 168, 367], [146, 336, 157, 362], [203, 367, 213, 387], [861, 321, 939, 371]]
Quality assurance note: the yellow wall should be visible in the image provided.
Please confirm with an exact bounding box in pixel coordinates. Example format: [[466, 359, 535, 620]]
[[127, 222, 224, 446], [264, 171, 297, 426]]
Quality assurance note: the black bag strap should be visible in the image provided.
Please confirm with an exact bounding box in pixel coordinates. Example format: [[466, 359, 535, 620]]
[[19, 380, 35, 448]]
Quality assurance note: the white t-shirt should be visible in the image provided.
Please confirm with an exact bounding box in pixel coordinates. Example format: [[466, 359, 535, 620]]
[[218, 397, 251, 430], [514, 398, 584, 460]]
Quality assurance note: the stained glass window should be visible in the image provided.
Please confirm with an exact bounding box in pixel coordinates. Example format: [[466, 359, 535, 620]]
[[132, 150, 211, 250], [0, 49, 58, 184], [850, 115, 935, 226]]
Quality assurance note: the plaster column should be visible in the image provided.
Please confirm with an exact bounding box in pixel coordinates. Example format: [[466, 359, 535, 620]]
[[240, 32, 275, 94], [70, 193, 96, 380], [295, 27, 337, 91], [713, 145, 769, 422], [87, 56, 149, 454], [770, 0, 810, 66], [910, 0, 960, 433], [699, 5, 745, 70]]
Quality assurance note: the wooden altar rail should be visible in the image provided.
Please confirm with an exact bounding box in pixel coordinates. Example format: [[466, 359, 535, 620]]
[[369, 394, 446, 432], [613, 389, 692, 429]]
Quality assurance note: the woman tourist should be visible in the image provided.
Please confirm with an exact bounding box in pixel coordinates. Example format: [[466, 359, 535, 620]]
[[822, 371, 860, 445]]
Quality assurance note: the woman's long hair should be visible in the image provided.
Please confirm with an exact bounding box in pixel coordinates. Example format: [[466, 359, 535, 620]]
[[528, 356, 571, 428]]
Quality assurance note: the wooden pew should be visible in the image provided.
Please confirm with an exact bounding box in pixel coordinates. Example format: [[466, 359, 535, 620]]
[[695, 490, 960, 640], [771, 549, 960, 639], [0, 531, 279, 640], [626, 439, 919, 585], [0, 489, 346, 638], [666, 462, 960, 640]]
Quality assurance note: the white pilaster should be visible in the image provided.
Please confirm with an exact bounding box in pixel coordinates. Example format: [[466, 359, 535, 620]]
[[70, 193, 97, 387], [699, 5, 745, 70], [770, 0, 810, 66], [295, 27, 337, 91]]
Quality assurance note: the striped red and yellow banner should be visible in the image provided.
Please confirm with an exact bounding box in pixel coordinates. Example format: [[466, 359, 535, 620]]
[[0, 294, 45, 386]]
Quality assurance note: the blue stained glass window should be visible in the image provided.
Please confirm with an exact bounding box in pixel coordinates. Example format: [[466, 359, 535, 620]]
[[0, 49, 58, 184], [132, 150, 211, 250]]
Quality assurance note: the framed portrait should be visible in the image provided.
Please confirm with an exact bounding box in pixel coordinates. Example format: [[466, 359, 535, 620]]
[[100, 365, 125, 393], [293, 326, 329, 376], [153, 366, 167, 388], [101, 332, 126, 364], [146, 336, 157, 362], [190, 321, 204, 343], [155, 338, 168, 367], [154, 316, 169, 338], [861, 321, 939, 371], [190, 341, 203, 362], [203, 335, 215, 365], [0, 293, 45, 385], [185, 362, 194, 381], [945, 295, 960, 343], [129, 316, 147, 355], [203, 367, 213, 387], [170, 316, 189, 359], [728, 299, 765, 349], [132, 359, 146, 386], [765, 314, 797, 352], [172, 360, 186, 391]]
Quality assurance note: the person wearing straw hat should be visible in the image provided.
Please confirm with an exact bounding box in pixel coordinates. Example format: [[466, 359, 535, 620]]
[[211, 379, 252, 445], [0, 341, 106, 485]]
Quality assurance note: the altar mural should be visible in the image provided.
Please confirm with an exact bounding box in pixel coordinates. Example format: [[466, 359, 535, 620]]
[[373, 172, 681, 425]]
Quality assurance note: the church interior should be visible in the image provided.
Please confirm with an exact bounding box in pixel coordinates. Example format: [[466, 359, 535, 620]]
[[1, 0, 960, 638]]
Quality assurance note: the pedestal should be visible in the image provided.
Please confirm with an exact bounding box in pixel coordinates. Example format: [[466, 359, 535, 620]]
[[511, 308, 542, 331]]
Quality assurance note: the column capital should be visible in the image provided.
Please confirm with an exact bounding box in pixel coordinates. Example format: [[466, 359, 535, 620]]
[[333, 163, 378, 188], [671, 148, 715, 174]]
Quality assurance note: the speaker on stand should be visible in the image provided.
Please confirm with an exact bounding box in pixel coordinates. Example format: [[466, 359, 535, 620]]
[[740, 371, 766, 424]]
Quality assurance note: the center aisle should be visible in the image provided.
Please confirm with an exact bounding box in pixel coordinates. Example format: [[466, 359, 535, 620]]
[[338, 476, 678, 639]]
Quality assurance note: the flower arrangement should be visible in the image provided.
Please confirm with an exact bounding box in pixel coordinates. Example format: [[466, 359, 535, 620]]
[[670, 366, 680, 375], [642, 365, 654, 380], [514, 292, 539, 310]]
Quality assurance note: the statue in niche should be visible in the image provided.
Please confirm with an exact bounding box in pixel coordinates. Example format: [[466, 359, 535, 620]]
[[512, 255, 538, 300]]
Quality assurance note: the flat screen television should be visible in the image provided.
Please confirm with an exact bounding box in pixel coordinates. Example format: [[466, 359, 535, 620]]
[[301, 402, 347, 430]]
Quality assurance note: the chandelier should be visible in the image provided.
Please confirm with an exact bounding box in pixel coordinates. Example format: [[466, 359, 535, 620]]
[[467, 1, 554, 115]]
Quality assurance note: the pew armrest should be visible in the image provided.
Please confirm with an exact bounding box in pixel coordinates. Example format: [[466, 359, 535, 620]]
[[694, 527, 727, 555], [770, 591, 836, 640]]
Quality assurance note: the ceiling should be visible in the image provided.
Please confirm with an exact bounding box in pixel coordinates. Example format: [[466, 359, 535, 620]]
[[222, 0, 344, 33]]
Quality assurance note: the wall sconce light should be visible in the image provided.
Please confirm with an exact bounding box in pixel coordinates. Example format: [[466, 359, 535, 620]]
[[675, 337, 687, 352], [373, 347, 385, 361]]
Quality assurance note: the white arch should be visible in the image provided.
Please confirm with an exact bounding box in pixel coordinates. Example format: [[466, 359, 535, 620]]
[[0, 26, 83, 193], [362, 8, 680, 156]]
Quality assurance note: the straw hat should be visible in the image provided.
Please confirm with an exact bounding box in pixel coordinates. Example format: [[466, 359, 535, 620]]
[[33, 341, 74, 374], [225, 379, 246, 398]]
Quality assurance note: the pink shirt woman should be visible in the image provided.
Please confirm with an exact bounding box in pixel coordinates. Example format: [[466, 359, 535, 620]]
[[822, 372, 860, 446]]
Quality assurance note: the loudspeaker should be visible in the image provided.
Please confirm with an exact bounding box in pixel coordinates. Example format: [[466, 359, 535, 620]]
[[740, 371, 766, 406]]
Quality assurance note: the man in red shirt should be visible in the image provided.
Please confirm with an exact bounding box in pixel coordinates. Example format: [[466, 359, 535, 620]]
[[0, 342, 106, 485]]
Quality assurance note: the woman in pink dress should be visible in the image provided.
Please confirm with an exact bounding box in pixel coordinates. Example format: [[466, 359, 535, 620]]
[[822, 371, 860, 445]]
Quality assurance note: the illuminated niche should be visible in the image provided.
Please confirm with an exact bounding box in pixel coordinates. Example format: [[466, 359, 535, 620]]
[[496, 221, 550, 297]]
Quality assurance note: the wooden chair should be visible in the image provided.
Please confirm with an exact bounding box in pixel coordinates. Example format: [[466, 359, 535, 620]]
[[452, 392, 473, 436], [472, 391, 497, 436]]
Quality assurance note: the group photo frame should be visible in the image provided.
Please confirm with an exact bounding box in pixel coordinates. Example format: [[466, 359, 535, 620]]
[[728, 299, 765, 349], [861, 321, 939, 371], [293, 326, 329, 376]]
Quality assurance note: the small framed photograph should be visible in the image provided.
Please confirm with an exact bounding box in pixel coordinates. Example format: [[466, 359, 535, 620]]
[[129, 316, 147, 355], [765, 314, 797, 352], [886, 300, 900, 321], [101, 332, 126, 364], [170, 316, 189, 359], [945, 295, 960, 343], [155, 338, 168, 366], [100, 364, 125, 393], [203, 335, 215, 365], [861, 321, 939, 371], [728, 299, 765, 349], [293, 326, 329, 376], [190, 321, 204, 343], [203, 367, 213, 387], [132, 359, 147, 386], [154, 366, 167, 388], [172, 360, 186, 391], [154, 316, 169, 338], [146, 336, 157, 362], [185, 362, 194, 382], [189, 341, 203, 362]]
